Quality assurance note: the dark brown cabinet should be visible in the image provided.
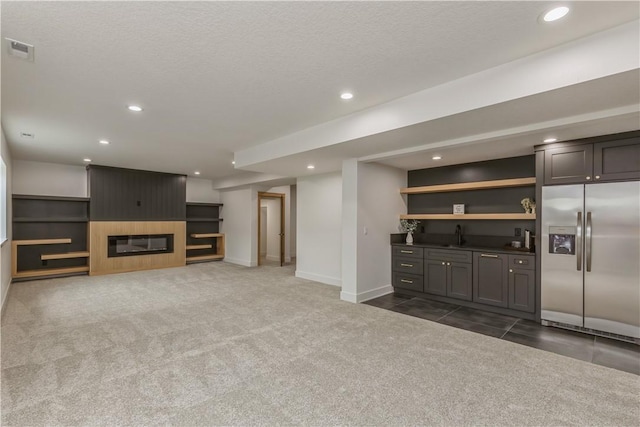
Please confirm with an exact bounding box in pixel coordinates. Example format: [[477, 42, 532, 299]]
[[424, 250, 472, 301], [593, 138, 640, 181], [473, 252, 509, 308], [544, 144, 594, 185], [392, 245, 424, 292], [542, 134, 640, 185], [424, 259, 448, 296], [391, 245, 535, 315], [509, 268, 535, 313]]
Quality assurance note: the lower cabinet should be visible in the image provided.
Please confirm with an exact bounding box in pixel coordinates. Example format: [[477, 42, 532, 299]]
[[473, 252, 509, 308], [424, 253, 472, 301], [392, 245, 535, 315], [508, 267, 535, 313]]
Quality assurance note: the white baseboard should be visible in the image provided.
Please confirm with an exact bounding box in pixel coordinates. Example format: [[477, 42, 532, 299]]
[[295, 270, 341, 287], [223, 257, 256, 267], [341, 284, 393, 303]]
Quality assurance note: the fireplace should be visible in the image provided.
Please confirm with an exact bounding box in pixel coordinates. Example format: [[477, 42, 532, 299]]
[[107, 234, 174, 258]]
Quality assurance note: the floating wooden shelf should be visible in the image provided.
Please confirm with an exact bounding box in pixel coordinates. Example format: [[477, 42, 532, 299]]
[[400, 177, 536, 194], [191, 233, 224, 238], [401, 213, 536, 220], [41, 251, 90, 261], [186, 244, 212, 250], [186, 254, 224, 262], [13, 238, 72, 246], [13, 266, 90, 279]]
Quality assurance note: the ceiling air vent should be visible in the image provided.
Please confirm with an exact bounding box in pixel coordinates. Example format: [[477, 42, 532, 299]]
[[6, 38, 34, 61], [20, 132, 35, 139]]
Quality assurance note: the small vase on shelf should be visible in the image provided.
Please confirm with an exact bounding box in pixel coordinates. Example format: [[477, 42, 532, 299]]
[[406, 232, 414, 245]]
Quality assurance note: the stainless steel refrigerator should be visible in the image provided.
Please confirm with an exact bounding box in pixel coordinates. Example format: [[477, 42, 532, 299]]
[[541, 181, 640, 340]]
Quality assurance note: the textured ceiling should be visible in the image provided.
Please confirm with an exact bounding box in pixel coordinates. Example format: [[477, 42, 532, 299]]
[[1, 1, 639, 178]]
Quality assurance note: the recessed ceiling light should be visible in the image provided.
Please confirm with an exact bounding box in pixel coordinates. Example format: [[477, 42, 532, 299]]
[[194, 171, 201, 175], [99, 139, 110, 145], [232, 161, 235, 165], [543, 137, 558, 143], [127, 105, 143, 112], [432, 155, 442, 160], [543, 6, 569, 22], [340, 92, 353, 100], [83, 158, 91, 162], [307, 164, 315, 169]]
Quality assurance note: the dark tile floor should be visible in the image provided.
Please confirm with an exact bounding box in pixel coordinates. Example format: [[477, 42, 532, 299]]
[[364, 293, 640, 375]]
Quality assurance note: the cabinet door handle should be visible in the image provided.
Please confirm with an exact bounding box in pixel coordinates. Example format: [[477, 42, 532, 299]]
[[480, 254, 498, 258], [400, 263, 413, 268], [400, 250, 413, 254], [400, 279, 413, 284]]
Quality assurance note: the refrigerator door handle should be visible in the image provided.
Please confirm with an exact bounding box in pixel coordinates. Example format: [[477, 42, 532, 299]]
[[576, 212, 582, 271], [586, 212, 592, 272]]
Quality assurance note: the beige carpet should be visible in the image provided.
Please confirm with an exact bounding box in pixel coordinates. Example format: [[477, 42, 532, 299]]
[[2, 262, 639, 426]]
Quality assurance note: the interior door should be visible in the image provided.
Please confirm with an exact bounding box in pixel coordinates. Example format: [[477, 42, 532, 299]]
[[279, 195, 285, 267], [541, 185, 585, 327], [584, 181, 640, 338]]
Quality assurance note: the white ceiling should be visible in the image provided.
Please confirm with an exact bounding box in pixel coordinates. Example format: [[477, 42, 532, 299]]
[[1, 1, 639, 180]]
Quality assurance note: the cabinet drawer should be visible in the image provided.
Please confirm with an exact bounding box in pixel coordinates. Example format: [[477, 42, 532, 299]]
[[392, 246, 423, 259], [509, 255, 535, 270], [426, 249, 472, 263], [392, 272, 423, 292], [392, 257, 423, 275]]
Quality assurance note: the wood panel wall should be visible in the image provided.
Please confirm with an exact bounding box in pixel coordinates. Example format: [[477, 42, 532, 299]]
[[89, 221, 186, 275], [88, 165, 187, 220]]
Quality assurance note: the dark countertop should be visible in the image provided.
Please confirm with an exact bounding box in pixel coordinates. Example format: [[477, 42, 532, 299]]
[[391, 242, 535, 256]]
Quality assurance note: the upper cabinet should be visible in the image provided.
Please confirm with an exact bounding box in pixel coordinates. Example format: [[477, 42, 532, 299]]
[[539, 132, 640, 185], [594, 138, 640, 182]]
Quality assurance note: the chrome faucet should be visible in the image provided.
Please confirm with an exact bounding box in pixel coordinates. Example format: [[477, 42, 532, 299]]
[[455, 224, 464, 246]]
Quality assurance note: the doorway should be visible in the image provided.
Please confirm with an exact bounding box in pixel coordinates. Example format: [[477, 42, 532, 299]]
[[258, 192, 285, 266]]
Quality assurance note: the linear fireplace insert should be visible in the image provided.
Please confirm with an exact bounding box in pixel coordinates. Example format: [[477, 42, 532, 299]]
[[107, 234, 174, 257]]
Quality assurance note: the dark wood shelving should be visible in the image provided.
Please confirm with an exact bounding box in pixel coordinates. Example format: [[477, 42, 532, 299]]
[[186, 202, 223, 207], [14, 217, 89, 223], [185, 218, 223, 222], [12, 194, 90, 202]]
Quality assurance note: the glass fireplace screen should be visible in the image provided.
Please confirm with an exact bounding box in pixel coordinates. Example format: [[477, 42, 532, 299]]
[[107, 234, 174, 257]]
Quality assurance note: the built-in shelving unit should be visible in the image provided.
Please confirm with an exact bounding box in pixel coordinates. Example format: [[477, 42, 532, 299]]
[[400, 177, 536, 194], [12, 195, 90, 280], [186, 203, 224, 263], [401, 177, 536, 221]]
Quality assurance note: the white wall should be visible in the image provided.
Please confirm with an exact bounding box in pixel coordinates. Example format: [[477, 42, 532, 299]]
[[220, 186, 258, 266], [341, 161, 407, 303], [186, 177, 220, 203], [12, 160, 87, 197], [262, 198, 281, 261], [1, 128, 13, 313], [296, 172, 342, 286]]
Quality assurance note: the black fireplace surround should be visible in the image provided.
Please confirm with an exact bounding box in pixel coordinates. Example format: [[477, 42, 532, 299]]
[[107, 234, 174, 257]]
